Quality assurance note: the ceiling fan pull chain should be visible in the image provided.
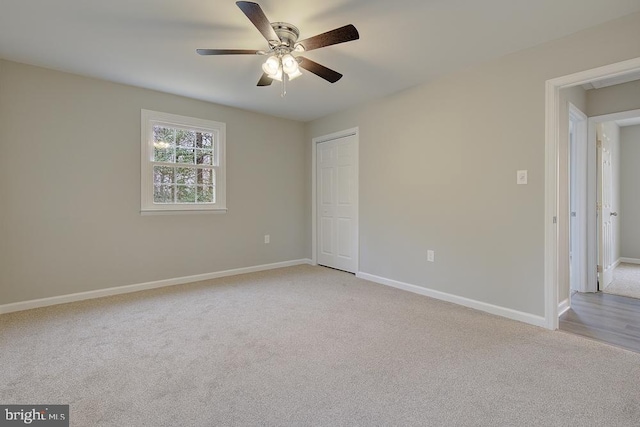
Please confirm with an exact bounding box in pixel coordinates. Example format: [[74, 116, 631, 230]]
[[281, 69, 287, 98]]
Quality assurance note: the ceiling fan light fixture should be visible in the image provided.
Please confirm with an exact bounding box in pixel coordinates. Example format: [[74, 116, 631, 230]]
[[281, 54, 298, 74], [262, 55, 280, 76], [286, 68, 302, 80], [269, 66, 283, 82]]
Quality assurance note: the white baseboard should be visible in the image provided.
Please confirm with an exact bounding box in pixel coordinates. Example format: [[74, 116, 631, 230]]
[[356, 272, 547, 328], [613, 258, 622, 269], [558, 298, 571, 317], [620, 257, 640, 265], [0, 259, 313, 315]]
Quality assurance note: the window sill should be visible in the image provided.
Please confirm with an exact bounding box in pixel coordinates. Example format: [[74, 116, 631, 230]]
[[140, 209, 227, 216]]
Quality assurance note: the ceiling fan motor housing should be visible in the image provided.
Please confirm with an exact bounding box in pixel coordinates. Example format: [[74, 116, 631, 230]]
[[270, 22, 299, 49]]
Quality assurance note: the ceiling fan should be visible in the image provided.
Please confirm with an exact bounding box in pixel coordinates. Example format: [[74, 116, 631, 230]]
[[197, 1, 359, 95]]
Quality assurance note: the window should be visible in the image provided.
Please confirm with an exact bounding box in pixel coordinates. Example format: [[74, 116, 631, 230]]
[[141, 110, 226, 213]]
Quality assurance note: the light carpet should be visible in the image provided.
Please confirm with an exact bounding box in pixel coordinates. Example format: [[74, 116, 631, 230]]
[[2, 265, 640, 426], [604, 262, 640, 300]]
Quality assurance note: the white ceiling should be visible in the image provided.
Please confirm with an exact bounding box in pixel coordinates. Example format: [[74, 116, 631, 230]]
[[2, 0, 640, 122]]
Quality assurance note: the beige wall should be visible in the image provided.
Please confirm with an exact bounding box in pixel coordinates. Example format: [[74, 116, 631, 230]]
[[0, 59, 308, 305], [620, 124, 640, 259], [307, 12, 640, 317], [561, 86, 588, 113], [587, 79, 640, 117]]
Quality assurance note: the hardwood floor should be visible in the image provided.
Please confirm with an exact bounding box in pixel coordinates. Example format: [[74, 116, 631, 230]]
[[560, 291, 640, 353]]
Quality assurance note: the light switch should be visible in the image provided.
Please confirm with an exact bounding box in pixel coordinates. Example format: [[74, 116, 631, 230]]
[[517, 170, 528, 185]]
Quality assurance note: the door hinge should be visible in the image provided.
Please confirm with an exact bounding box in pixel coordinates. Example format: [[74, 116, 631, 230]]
[[553, 216, 557, 224], [597, 265, 602, 273]]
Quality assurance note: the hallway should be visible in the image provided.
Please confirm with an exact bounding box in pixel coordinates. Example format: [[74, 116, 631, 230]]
[[603, 262, 640, 299], [560, 291, 640, 353]]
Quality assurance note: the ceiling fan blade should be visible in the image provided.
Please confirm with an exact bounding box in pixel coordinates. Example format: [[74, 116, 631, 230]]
[[257, 73, 273, 86], [236, 1, 280, 44], [296, 24, 359, 52], [298, 57, 343, 83], [197, 49, 260, 55]]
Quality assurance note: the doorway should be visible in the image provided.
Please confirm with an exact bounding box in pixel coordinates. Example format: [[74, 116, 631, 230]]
[[561, 108, 640, 352], [545, 56, 640, 330], [592, 113, 640, 299], [311, 128, 359, 273], [565, 106, 640, 301], [587, 110, 640, 293]]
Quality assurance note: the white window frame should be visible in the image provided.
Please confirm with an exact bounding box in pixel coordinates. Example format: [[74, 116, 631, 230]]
[[141, 109, 226, 213]]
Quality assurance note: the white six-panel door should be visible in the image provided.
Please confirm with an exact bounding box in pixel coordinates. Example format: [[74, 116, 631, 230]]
[[316, 134, 357, 273]]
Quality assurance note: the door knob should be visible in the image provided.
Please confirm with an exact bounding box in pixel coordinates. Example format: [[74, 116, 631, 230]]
[[610, 212, 618, 216]]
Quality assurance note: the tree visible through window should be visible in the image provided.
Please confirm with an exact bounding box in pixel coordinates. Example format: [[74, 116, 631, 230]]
[[141, 110, 226, 212]]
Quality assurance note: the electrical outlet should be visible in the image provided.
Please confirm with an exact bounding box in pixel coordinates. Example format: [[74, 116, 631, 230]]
[[427, 250, 435, 262], [264, 235, 270, 244]]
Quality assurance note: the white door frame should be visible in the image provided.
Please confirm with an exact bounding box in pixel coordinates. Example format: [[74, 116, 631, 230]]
[[311, 127, 359, 271], [545, 56, 640, 330]]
